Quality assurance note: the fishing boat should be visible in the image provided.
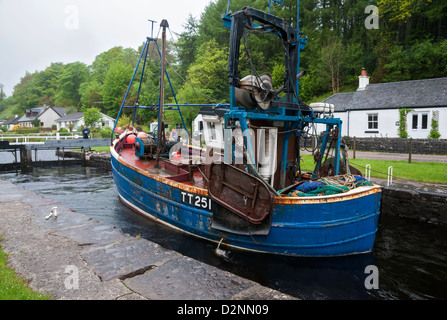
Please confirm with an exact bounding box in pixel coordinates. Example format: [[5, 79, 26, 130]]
[[110, 4, 382, 257]]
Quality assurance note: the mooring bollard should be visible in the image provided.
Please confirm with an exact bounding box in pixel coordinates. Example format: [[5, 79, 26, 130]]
[[387, 166, 393, 186], [365, 164, 371, 180]]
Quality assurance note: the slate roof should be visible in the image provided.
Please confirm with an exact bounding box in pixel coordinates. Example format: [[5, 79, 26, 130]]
[[55, 112, 84, 122], [18, 106, 46, 123], [52, 107, 67, 117], [323, 77, 447, 112], [55, 112, 116, 122], [3, 116, 20, 126]]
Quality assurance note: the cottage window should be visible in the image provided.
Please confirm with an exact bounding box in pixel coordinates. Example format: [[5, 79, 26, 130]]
[[367, 114, 378, 130], [412, 114, 418, 129], [421, 114, 428, 130]]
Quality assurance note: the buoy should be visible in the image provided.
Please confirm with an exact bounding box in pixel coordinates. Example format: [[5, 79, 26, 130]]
[[171, 150, 181, 162], [127, 135, 136, 144]]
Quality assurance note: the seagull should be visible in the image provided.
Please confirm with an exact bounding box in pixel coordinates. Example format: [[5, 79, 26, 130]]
[[45, 207, 58, 220], [214, 238, 230, 259]]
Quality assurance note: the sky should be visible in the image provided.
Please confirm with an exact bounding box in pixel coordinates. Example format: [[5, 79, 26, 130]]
[[0, 0, 212, 96]]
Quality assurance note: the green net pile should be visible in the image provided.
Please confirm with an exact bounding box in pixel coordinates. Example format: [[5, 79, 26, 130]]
[[288, 174, 374, 197]]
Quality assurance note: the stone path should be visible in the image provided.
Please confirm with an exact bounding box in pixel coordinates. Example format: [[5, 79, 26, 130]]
[[0, 178, 295, 300]]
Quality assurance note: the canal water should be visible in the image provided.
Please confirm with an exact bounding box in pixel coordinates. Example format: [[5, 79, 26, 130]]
[[1, 164, 446, 300]]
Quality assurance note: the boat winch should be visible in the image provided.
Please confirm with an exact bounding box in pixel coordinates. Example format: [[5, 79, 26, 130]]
[[235, 74, 274, 110], [135, 136, 158, 159]]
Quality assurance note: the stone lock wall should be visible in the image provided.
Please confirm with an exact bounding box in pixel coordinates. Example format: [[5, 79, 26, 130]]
[[342, 137, 447, 155], [381, 186, 447, 225]]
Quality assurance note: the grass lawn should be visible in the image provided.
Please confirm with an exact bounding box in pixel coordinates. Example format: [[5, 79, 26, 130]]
[[85, 146, 111, 152], [300, 154, 447, 184], [72, 146, 111, 152], [0, 238, 51, 300]]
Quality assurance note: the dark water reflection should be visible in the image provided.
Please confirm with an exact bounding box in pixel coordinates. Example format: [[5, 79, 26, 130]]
[[2, 165, 446, 300]]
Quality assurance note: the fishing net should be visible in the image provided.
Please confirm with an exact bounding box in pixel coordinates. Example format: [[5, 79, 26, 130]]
[[288, 174, 373, 197]]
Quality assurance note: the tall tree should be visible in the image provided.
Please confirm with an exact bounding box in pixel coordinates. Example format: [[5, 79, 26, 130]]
[[102, 61, 134, 118], [55, 62, 89, 108], [0, 83, 5, 102], [173, 15, 200, 80]]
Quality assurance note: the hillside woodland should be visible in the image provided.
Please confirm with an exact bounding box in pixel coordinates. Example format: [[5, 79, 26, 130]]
[[1, 0, 446, 130]]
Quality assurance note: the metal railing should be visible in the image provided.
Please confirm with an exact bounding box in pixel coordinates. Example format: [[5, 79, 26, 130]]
[[0, 133, 79, 144]]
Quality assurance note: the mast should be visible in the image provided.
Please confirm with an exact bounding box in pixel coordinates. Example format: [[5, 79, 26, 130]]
[[155, 19, 169, 169]]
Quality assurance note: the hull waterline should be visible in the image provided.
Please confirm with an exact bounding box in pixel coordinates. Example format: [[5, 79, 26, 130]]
[[111, 147, 381, 257]]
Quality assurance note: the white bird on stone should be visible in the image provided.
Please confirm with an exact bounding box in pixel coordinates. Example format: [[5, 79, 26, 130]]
[[45, 207, 58, 220]]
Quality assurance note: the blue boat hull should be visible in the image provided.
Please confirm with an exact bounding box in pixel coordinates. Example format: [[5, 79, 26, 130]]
[[111, 152, 381, 257]]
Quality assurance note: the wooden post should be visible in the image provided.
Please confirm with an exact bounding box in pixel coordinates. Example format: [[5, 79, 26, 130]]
[[353, 136, 356, 159], [20, 148, 32, 173], [82, 147, 87, 166], [409, 138, 413, 163], [155, 19, 169, 169]]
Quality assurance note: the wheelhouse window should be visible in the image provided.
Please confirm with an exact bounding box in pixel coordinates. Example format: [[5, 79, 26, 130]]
[[209, 122, 217, 141], [367, 114, 378, 130]]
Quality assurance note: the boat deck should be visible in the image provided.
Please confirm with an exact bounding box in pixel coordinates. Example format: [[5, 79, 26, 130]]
[[118, 145, 206, 189], [115, 142, 382, 203]]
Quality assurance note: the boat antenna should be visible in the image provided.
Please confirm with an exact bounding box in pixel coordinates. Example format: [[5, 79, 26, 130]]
[[155, 19, 169, 169], [148, 19, 157, 39]]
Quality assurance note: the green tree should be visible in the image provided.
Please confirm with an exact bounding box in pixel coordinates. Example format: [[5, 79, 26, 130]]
[[12, 72, 41, 111], [173, 15, 200, 80], [166, 39, 229, 131], [83, 107, 103, 129], [55, 62, 89, 108], [102, 61, 134, 118], [318, 37, 345, 94], [90, 47, 126, 83], [79, 80, 103, 111], [0, 83, 5, 102]]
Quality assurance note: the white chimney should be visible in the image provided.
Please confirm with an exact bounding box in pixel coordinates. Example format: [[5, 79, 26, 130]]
[[358, 68, 370, 91]]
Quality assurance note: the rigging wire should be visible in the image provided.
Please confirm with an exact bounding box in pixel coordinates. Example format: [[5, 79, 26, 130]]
[[242, 28, 277, 102], [163, 25, 228, 105]]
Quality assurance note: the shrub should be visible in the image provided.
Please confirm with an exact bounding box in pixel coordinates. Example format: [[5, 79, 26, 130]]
[[15, 127, 40, 134], [428, 118, 441, 139], [398, 108, 412, 138], [99, 127, 112, 138], [10, 124, 20, 132]]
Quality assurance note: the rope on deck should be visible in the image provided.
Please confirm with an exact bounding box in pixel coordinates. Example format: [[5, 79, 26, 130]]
[[288, 174, 373, 197]]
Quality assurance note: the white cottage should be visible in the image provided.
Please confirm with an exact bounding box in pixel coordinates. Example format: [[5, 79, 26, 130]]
[[37, 106, 67, 128], [55, 112, 116, 132], [314, 72, 447, 139]]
